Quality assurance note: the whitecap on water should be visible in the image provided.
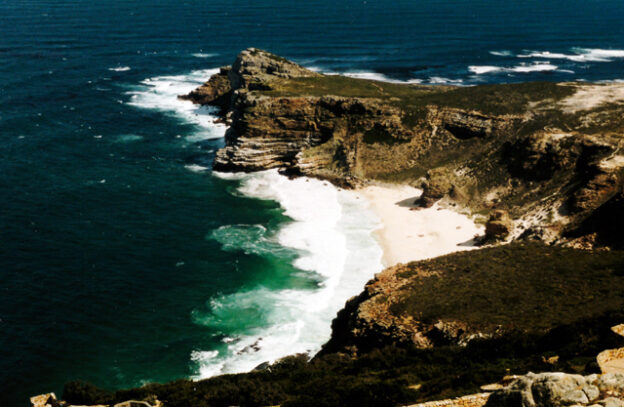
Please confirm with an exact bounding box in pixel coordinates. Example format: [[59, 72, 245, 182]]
[[469, 61, 559, 75], [339, 71, 423, 84], [126, 68, 227, 141], [428, 76, 464, 85], [192, 53, 218, 58], [518, 48, 624, 63], [109, 66, 131, 72], [192, 170, 383, 378], [489, 50, 514, 57], [210, 224, 294, 258], [184, 164, 209, 173]]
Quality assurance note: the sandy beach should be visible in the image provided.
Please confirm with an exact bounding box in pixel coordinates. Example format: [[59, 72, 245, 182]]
[[356, 184, 484, 267]]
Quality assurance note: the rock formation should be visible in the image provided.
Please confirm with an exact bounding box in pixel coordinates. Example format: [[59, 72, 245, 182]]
[[485, 210, 514, 241]]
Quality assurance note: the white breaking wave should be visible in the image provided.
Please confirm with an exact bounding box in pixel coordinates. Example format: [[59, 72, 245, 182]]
[[342, 71, 396, 82], [192, 53, 218, 58], [193, 170, 384, 377], [109, 66, 131, 72], [184, 164, 210, 173], [340, 71, 465, 86], [489, 50, 514, 57], [428, 76, 464, 85], [329, 71, 423, 84], [469, 65, 502, 75], [126, 68, 226, 141], [469, 62, 559, 75], [517, 48, 624, 63], [512, 62, 559, 73]]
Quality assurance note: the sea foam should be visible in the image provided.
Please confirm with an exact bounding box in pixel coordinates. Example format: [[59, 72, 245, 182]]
[[193, 170, 384, 377], [517, 48, 624, 62], [126, 69, 226, 141], [469, 62, 559, 75], [192, 53, 218, 58]]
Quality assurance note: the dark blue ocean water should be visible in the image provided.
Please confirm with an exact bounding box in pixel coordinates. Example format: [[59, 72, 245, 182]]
[[2, 0, 624, 405]]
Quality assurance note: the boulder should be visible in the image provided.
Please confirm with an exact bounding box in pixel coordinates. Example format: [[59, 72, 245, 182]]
[[485, 210, 514, 241], [596, 373, 624, 395], [419, 168, 455, 207], [30, 393, 58, 407], [487, 372, 624, 407], [599, 397, 624, 407]]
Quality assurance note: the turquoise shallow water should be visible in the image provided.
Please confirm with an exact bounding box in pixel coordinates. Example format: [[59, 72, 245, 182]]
[[1, 0, 624, 405]]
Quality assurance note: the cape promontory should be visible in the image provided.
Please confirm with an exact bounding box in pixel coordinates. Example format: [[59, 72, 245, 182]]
[[184, 48, 624, 250]]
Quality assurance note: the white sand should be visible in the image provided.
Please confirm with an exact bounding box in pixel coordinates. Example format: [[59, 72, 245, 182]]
[[356, 184, 484, 267]]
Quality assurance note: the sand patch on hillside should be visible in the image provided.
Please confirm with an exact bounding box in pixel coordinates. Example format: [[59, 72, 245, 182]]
[[559, 83, 624, 113]]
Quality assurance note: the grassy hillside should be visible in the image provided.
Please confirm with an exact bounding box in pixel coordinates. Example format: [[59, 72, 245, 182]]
[[391, 242, 624, 332]]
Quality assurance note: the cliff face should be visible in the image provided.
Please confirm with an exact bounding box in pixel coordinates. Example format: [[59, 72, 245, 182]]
[[185, 48, 624, 249]]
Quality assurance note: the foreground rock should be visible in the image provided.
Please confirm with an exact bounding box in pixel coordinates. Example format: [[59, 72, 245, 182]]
[[31, 393, 60, 407], [405, 370, 624, 407], [486, 372, 624, 407], [29, 392, 159, 407]]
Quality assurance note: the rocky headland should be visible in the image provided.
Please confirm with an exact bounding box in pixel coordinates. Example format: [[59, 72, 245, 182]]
[[43, 49, 624, 407], [184, 47, 624, 249]]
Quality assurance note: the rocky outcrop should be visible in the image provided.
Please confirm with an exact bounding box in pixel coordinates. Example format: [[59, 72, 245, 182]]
[[485, 210, 514, 241], [31, 393, 60, 407], [179, 66, 232, 112], [180, 47, 319, 110], [29, 392, 160, 407], [426, 106, 521, 140], [407, 393, 491, 407], [486, 372, 624, 407], [227, 47, 320, 90], [598, 325, 624, 375]]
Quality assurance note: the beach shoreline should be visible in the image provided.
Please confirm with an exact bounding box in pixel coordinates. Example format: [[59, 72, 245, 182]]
[[355, 183, 484, 267]]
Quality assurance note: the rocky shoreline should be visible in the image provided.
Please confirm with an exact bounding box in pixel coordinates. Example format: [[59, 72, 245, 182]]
[[176, 47, 624, 350], [34, 49, 624, 407]]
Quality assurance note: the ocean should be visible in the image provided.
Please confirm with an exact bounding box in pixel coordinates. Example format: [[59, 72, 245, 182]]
[[1, 0, 623, 405]]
